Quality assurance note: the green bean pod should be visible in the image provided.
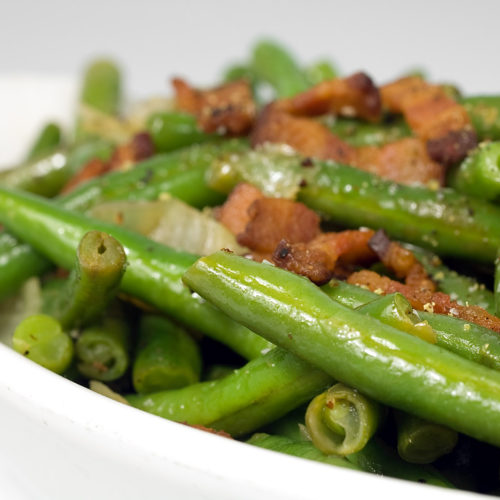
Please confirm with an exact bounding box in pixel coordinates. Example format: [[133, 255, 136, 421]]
[[247, 433, 360, 471], [323, 280, 500, 371], [183, 251, 500, 447], [25, 122, 62, 162], [396, 412, 458, 464], [0, 140, 245, 300], [133, 315, 202, 394], [146, 111, 216, 153], [305, 383, 381, 456], [251, 40, 309, 98], [408, 244, 494, 313], [127, 347, 332, 436], [0, 139, 114, 198], [12, 314, 73, 374], [76, 315, 130, 381], [448, 142, 500, 202], [0, 186, 272, 360], [462, 96, 500, 141], [44, 231, 126, 330]]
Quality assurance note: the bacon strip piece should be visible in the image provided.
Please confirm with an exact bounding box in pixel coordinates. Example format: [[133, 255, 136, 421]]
[[251, 106, 444, 186], [273, 230, 377, 285], [347, 270, 500, 333], [381, 76, 477, 166], [173, 78, 255, 135], [276, 72, 382, 122], [61, 132, 155, 194]]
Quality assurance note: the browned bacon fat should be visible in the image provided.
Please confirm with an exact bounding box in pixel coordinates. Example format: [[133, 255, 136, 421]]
[[173, 78, 255, 135], [381, 76, 477, 166]]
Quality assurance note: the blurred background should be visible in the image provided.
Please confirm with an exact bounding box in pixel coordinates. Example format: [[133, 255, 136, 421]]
[[1, 0, 499, 162]]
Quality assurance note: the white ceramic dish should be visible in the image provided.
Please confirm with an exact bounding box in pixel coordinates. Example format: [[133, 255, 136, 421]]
[[2, 2, 500, 494]]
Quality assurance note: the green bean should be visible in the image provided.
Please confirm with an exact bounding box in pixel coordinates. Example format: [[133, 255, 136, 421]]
[[408, 244, 495, 312], [396, 412, 458, 464], [25, 122, 62, 162], [183, 251, 500, 447], [146, 112, 216, 153], [80, 59, 122, 116], [76, 315, 130, 381], [0, 186, 272, 360], [304, 60, 339, 86], [133, 315, 202, 394], [356, 293, 436, 343], [0, 139, 114, 198], [251, 40, 309, 98], [127, 347, 332, 436], [44, 231, 126, 330], [12, 314, 73, 374], [323, 279, 500, 371], [247, 433, 360, 471], [204, 364, 237, 381], [462, 96, 500, 141], [0, 140, 245, 300], [305, 383, 381, 456], [324, 116, 411, 147], [448, 142, 500, 202]]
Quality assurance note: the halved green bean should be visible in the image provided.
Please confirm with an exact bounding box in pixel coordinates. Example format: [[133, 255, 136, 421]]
[[448, 142, 500, 202], [305, 383, 381, 456], [133, 315, 202, 394], [183, 251, 500, 447], [0, 186, 272, 360], [396, 412, 458, 464], [323, 279, 500, 371], [247, 433, 360, 471], [44, 231, 126, 330], [12, 314, 73, 374], [251, 40, 309, 98], [127, 347, 332, 436], [25, 122, 62, 162], [76, 315, 130, 381], [146, 112, 216, 153]]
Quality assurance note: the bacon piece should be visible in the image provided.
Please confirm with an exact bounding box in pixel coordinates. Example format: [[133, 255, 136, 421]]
[[347, 270, 500, 333], [172, 78, 255, 135], [237, 197, 321, 254], [277, 72, 381, 122], [354, 137, 445, 186], [215, 183, 264, 236], [61, 132, 155, 194], [368, 229, 435, 291], [183, 423, 232, 439], [251, 106, 356, 164], [273, 230, 377, 285], [381, 76, 477, 165]]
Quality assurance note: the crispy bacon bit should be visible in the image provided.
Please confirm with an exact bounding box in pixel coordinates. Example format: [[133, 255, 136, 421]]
[[172, 78, 255, 135], [215, 183, 264, 236], [184, 423, 233, 439], [272, 230, 377, 284], [61, 132, 155, 194], [354, 138, 445, 186], [237, 197, 321, 254], [368, 230, 435, 291], [251, 106, 356, 164], [347, 270, 500, 333], [273, 239, 334, 286], [276, 72, 381, 122], [381, 76, 477, 165]]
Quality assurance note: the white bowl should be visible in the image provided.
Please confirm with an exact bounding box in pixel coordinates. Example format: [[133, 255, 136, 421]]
[[1, 2, 499, 497]]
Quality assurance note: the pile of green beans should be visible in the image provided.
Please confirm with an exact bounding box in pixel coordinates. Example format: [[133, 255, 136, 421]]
[[4, 40, 500, 495]]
